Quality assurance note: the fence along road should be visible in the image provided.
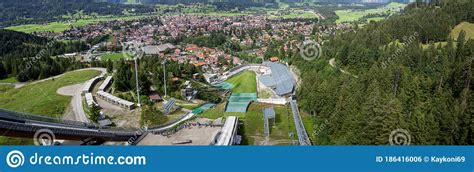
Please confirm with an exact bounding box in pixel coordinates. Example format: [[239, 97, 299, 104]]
[[290, 99, 311, 145]]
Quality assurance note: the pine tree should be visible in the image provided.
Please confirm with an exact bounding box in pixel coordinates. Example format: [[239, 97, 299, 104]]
[[455, 30, 466, 61], [106, 59, 113, 73], [89, 105, 101, 122], [361, 80, 385, 144], [0, 62, 6, 79]]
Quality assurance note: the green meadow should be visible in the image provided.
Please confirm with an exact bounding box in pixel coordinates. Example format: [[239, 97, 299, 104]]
[[225, 70, 257, 93], [0, 70, 100, 117], [6, 15, 148, 33], [336, 2, 407, 23]]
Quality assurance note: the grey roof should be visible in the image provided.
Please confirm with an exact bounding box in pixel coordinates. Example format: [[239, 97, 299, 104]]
[[82, 76, 101, 93], [144, 43, 176, 55], [258, 75, 276, 87], [98, 119, 112, 126], [258, 62, 295, 96], [144, 46, 160, 54], [97, 91, 134, 107], [263, 107, 276, 119], [85, 93, 96, 107], [98, 76, 112, 91]]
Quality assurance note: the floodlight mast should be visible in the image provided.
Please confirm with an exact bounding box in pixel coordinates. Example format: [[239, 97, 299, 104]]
[[134, 49, 141, 107], [162, 59, 167, 98]]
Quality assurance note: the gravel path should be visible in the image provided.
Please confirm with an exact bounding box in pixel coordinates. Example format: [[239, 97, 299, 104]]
[[54, 68, 107, 123], [56, 84, 83, 96], [329, 58, 358, 78]]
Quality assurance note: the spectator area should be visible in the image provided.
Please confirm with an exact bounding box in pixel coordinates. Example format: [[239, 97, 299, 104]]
[[212, 82, 234, 90], [225, 93, 257, 113]]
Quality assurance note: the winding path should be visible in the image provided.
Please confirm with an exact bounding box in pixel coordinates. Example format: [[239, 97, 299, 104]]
[[57, 68, 107, 123], [329, 58, 358, 78]]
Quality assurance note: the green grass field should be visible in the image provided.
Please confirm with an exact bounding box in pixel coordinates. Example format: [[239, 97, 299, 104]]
[[421, 41, 450, 49], [238, 103, 296, 145], [335, 2, 406, 23], [450, 22, 474, 40], [189, 12, 249, 17], [335, 10, 366, 23], [100, 52, 128, 61], [0, 77, 17, 83], [6, 15, 147, 33], [385, 2, 408, 8], [366, 17, 385, 22], [0, 70, 100, 117], [199, 102, 226, 119], [300, 111, 315, 143], [0, 85, 14, 92], [200, 102, 296, 145], [420, 22, 474, 49], [270, 10, 318, 19], [225, 70, 257, 93]]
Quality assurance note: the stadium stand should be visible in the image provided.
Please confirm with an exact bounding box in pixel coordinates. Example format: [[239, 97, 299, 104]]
[[223, 64, 260, 80], [85, 93, 97, 107], [96, 91, 134, 110], [98, 76, 112, 92], [225, 93, 257, 113], [258, 62, 295, 96], [82, 76, 102, 93], [212, 82, 234, 90], [192, 103, 216, 114]]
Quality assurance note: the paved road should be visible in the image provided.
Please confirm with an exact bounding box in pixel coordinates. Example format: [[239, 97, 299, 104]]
[[67, 68, 107, 123], [7, 68, 107, 122], [71, 86, 89, 123], [0, 82, 26, 89]]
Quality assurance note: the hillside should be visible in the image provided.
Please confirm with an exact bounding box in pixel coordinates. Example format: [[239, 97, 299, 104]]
[[0, 29, 89, 82], [0, 0, 155, 28], [139, 0, 274, 5], [450, 22, 474, 40], [0, 29, 88, 59], [291, 0, 474, 145], [0, 29, 48, 58], [335, 2, 407, 23]]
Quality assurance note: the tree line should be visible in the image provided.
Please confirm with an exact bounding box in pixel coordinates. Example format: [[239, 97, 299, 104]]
[[0, 0, 155, 28], [273, 0, 473, 145], [0, 29, 89, 82]]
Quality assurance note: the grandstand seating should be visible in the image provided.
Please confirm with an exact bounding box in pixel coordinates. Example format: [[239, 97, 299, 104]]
[[212, 82, 234, 90], [225, 93, 257, 113]]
